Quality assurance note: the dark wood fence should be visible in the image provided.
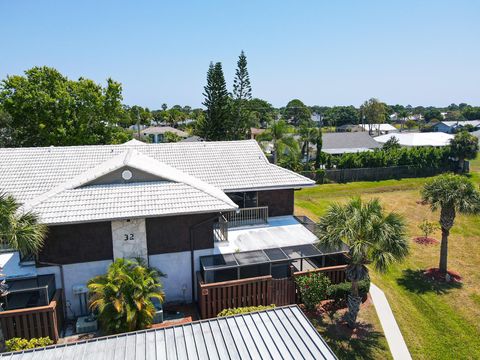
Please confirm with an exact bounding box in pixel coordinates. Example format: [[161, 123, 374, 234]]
[[0, 290, 63, 342], [197, 264, 348, 319]]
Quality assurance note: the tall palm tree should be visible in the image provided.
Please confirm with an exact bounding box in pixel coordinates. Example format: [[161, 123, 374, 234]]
[[316, 198, 408, 327], [397, 109, 409, 132], [0, 193, 46, 256], [422, 174, 480, 275], [88, 258, 165, 334], [256, 119, 299, 164], [298, 124, 318, 165]]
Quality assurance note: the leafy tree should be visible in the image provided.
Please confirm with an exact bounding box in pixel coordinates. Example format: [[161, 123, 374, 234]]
[[324, 106, 359, 127], [88, 258, 165, 334], [397, 109, 409, 132], [444, 111, 465, 122], [423, 108, 443, 123], [418, 219, 438, 240], [0, 107, 14, 147], [462, 106, 480, 120], [196, 62, 231, 140], [405, 119, 416, 130], [422, 175, 480, 275], [163, 131, 182, 143], [0, 66, 128, 146], [449, 131, 479, 172], [0, 193, 46, 257], [382, 136, 401, 151], [256, 119, 298, 164], [360, 98, 388, 135], [316, 198, 408, 327], [232, 51, 253, 139], [284, 99, 311, 126], [245, 98, 275, 128]]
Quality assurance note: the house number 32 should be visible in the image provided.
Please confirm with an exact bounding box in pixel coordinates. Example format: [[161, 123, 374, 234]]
[[124, 234, 135, 241]]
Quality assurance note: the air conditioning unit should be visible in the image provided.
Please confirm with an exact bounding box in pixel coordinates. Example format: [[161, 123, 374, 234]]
[[76, 315, 98, 334], [72, 285, 88, 295], [73, 285, 88, 316], [151, 297, 163, 324]]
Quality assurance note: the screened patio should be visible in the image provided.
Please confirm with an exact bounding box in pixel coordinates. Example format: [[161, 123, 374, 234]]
[[200, 243, 349, 284]]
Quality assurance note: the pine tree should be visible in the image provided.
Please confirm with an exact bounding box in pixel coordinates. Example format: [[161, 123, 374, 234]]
[[232, 51, 252, 139], [196, 62, 231, 140]]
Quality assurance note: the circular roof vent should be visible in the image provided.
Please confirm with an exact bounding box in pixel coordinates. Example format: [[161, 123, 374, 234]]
[[121, 169, 133, 181]]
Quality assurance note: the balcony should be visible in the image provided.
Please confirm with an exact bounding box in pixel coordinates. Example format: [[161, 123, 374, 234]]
[[213, 206, 269, 242]]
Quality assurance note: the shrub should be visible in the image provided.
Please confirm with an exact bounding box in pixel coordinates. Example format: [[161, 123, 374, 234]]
[[315, 169, 326, 184], [6, 337, 53, 352], [217, 304, 275, 317], [295, 273, 331, 311], [327, 278, 371, 303]]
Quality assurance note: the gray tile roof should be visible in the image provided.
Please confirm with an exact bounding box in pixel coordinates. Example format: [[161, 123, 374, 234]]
[[322, 132, 381, 154], [0, 305, 337, 360]]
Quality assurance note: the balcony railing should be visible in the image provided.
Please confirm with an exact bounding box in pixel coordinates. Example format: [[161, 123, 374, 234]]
[[213, 214, 228, 242], [224, 206, 269, 228]]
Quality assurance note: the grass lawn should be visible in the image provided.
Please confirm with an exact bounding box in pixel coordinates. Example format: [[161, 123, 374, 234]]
[[295, 157, 480, 360]]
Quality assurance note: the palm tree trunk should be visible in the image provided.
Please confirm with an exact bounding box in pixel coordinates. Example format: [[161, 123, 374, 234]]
[[458, 157, 465, 173], [345, 280, 361, 328], [439, 227, 449, 274]]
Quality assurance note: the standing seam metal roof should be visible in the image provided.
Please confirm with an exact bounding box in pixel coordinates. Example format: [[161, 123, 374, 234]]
[[0, 305, 337, 360]]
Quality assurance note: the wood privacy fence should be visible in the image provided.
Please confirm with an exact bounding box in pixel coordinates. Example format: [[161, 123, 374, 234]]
[[197, 264, 347, 319], [0, 290, 64, 342]]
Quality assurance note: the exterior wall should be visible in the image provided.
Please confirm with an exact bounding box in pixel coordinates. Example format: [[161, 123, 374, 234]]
[[146, 213, 217, 255], [257, 189, 294, 217], [433, 123, 452, 133], [111, 219, 148, 261], [38, 222, 113, 265]]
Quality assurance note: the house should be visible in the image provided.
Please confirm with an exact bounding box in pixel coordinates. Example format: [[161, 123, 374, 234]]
[[335, 124, 363, 132], [0, 305, 337, 360], [322, 132, 381, 154], [374, 132, 454, 147], [141, 126, 189, 143], [0, 140, 322, 321], [360, 123, 398, 134], [432, 120, 480, 133]]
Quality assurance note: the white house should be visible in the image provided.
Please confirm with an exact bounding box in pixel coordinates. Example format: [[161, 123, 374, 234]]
[[374, 132, 454, 147]]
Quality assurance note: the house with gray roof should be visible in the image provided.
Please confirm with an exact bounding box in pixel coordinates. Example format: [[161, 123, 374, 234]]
[[322, 132, 381, 154], [0, 140, 319, 322], [141, 126, 189, 143], [433, 120, 480, 133]]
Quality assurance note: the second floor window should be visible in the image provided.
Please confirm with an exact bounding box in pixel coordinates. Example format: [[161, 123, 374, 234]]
[[227, 192, 258, 208]]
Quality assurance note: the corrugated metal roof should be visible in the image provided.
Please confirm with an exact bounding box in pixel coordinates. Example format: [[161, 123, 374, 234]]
[[1, 305, 337, 360]]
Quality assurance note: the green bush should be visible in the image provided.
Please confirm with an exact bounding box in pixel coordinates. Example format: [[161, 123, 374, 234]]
[[315, 169, 326, 184], [295, 273, 331, 311], [217, 304, 275, 317], [327, 278, 371, 302], [6, 337, 53, 352]]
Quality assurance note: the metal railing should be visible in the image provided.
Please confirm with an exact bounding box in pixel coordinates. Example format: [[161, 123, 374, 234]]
[[224, 206, 269, 228], [213, 215, 229, 242]]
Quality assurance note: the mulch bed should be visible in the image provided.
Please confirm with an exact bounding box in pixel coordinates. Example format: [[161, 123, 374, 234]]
[[416, 200, 429, 206], [424, 268, 462, 282], [413, 236, 439, 245]]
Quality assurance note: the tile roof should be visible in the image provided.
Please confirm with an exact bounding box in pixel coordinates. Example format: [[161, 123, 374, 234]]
[[322, 132, 381, 154], [0, 305, 337, 360], [374, 132, 454, 147], [142, 126, 189, 137]]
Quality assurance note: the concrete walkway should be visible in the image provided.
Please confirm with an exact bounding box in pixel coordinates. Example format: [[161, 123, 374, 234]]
[[370, 283, 412, 360]]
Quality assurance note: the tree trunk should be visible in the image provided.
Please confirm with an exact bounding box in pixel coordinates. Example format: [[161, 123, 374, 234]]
[[345, 280, 361, 328], [458, 157, 465, 174], [439, 227, 449, 274]]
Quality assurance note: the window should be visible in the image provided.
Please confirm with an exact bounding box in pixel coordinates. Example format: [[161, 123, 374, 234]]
[[227, 192, 258, 208]]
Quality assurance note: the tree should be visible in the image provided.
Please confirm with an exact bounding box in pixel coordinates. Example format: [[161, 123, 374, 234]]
[[382, 136, 401, 151], [245, 98, 275, 128], [196, 62, 231, 141], [422, 174, 480, 275], [88, 258, 165, 334], [161, 103, 168, 111], [0, 66, 128, 146], [397, 109, 409, 132], [316, 198, 408, 327], [449, 131, 479, 173], [298, 124, 317, 165], [0, 108, 14, 147], [324, 106, 359, 127], [405, 119, 416, 130], [418, 219, 438, 240], [423, 108, 443, 123], [284, 99, 311, 126], [256, 119, 299, 164], [360, 98, 388, 135], [0, 193, 46, 257], [315, 128, 323, 169], [231, 51, 253, 139]]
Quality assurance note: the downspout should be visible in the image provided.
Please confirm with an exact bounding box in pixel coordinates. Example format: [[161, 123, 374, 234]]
[[189, 213, 223, 304], [37, 261, 67, 324]]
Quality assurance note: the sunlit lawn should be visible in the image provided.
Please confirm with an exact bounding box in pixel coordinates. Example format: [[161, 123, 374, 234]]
[[295, 156, 480, 360]]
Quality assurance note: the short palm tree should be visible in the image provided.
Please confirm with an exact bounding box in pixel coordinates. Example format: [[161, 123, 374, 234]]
[[256, 119, 299, 164], [316, 198, 409, 327], [0, 192, 46, 257], [449, 131, 479, 173], [88, 258, 165, 334], [422, 174, 480, 275]]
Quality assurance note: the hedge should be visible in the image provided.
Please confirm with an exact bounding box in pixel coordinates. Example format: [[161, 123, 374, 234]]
[[327, 278, 371, 302], [217, 305, 276, 317], [6, 337, 53, 352]]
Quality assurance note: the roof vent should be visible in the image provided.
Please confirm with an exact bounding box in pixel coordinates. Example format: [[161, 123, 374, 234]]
[[121, 169, 133, 181]]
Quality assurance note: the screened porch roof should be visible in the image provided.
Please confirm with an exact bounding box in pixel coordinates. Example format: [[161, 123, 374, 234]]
[[200, 242, 349, 272]]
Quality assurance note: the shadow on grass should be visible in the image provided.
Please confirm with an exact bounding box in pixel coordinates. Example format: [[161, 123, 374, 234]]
[[311, 316, 388, 360], [396, 269, 462, 295]]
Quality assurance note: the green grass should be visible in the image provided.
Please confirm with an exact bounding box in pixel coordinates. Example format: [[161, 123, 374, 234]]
[[295, 156, 480, 360]]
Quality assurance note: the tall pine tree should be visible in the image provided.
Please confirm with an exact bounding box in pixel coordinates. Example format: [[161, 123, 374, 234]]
[[196, 62, 231, 140], [232, 50, 252, 139]]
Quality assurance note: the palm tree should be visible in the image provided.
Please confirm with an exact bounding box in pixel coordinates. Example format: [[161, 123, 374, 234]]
[[316, 198, 408, 327], [298, 124, 318, 165], [449, 131, 479, 173], [397, 110, 409, 132], [256, 119, 299, 164], [422, 174, 480, 275], [0, 193, 46, 257], [88, 258, 165, 334]]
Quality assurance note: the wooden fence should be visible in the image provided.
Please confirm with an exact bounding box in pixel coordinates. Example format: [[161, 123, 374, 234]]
[[0, 290, 64, 342], [197, 264, 348, 319]]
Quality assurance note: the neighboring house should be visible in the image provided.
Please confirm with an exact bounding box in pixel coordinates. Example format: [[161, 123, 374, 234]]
[[335, 124, 363, 132], [322, 132, 381, 154], [180, 135, 203, 142], [1, 305, 337, 360], [432, 120, 480, 133], [374, 132, 454, 147], [0, 140, 318, 318], [250, 127, 266, 140], [142, 126, 189, 143], [360, 123, 398, 134]]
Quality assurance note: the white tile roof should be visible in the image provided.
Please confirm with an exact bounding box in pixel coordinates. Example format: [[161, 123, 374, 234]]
[[0, 140, 313, 224], [360, 123, 398, 132], [374, 132, 454, 147]]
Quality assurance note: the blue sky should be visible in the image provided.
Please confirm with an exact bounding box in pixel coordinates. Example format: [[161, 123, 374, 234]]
[[1, 0, 479, 109]]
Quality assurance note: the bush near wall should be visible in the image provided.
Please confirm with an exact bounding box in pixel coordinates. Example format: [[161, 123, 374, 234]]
[[327, 278, 371, 302], [217, 305, 276, 317], [6, 337, 53, 352]]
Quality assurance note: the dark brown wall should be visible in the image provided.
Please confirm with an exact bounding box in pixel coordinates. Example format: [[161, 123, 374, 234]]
[[146, 213, 217, 254], [38, 222, 113, 265], [257, 189, 294, 217]]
